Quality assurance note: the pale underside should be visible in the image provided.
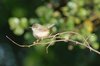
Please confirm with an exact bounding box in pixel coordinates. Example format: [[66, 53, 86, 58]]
[[33, 29, 50, 38]]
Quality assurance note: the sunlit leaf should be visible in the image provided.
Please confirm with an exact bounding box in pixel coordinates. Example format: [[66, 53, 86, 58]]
[[84, 20, 94, 33], [20, 17, 28, 28], [8, 17, 20, 30], [92, 43, 99, 49], [14, 26, 24, 35], [52, 11, 61, 18], [88, 34, 97, 42]]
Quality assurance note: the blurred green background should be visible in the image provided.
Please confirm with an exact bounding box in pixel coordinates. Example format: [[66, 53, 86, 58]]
[[0, 0, 100, 66]]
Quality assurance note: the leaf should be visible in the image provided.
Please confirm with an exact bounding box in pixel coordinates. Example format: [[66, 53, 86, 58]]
[[92, 43, 99, 49], [59, 33, 70, 40], [20, 17, 28, 29], [66, 17, 75, 30], [14, 26, 24, 35], [84, 20, 94, 33], [8, 17, 20, 30]]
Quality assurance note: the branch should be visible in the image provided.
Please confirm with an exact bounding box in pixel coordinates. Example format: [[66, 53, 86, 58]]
[[6, 31, 100, 55], [68, 39, 100, 55]]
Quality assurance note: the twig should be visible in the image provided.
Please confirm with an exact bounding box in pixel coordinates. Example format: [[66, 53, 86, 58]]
[[68, 39, 100, 55], [6, 31, 100, 55], [6, 35, 36, 47]]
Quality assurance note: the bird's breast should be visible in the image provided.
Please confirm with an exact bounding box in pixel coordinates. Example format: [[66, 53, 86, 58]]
[[33, 31, 50, 38]]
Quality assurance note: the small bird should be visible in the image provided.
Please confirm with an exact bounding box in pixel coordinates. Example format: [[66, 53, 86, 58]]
[[6, 23, 54, 47], [31, 23, 50, 39]]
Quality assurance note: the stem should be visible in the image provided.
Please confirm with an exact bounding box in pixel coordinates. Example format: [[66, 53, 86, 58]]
[[68, 39, 100, 55]]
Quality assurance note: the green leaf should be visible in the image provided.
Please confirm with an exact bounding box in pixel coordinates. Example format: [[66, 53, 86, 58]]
[[59, 33, 70, 40], [20, 17, 28, 28], [92, 43, 99, 49], [36, 6, 53, 23], [8, 17, 20, 30], [14, 26, 24, 35], [66, 17, 75, 30], [29, 18, 39, 25], [88, 34, 97, 42]]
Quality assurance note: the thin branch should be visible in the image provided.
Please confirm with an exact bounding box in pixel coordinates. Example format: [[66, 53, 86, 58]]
[[68, 39, 100, 55], [6, 31, 100, 55], [6, 35, 35, 47]]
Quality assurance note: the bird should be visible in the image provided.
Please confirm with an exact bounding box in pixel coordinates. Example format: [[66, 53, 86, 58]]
[[6, 23, 54, 47], [31, 23, 50, 39]]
